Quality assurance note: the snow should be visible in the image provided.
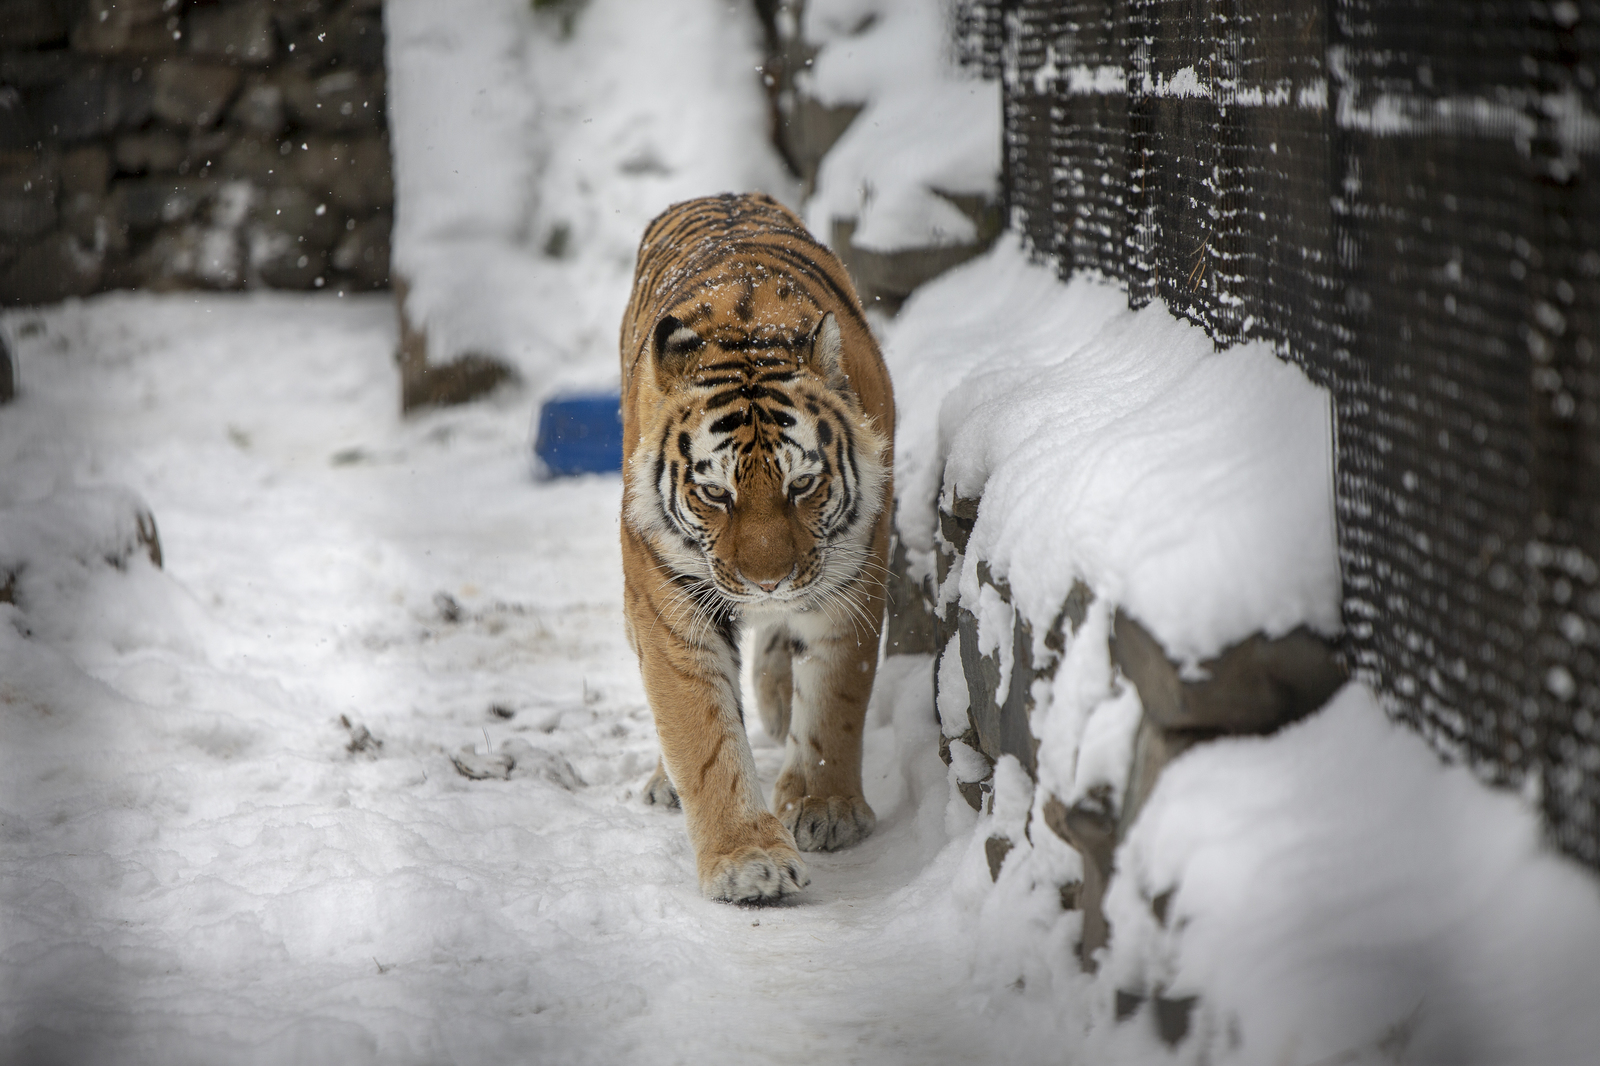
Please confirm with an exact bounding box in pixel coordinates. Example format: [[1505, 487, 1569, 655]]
[[886, 238, 1341, 665], [3, 3, 1599, 1063], [385, 0, 795, 395], [0, 296, 998, 1065], [800, 0, 1000, 252]]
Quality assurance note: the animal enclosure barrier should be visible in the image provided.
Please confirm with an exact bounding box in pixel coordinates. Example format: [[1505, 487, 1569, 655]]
[[954, 0, 1600, 870]]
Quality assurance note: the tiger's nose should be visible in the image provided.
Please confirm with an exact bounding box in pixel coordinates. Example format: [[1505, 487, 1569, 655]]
[[756, 579, 780, 592]]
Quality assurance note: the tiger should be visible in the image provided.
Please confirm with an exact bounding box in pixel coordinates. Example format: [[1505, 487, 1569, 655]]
[[618, 192, 894, 903]]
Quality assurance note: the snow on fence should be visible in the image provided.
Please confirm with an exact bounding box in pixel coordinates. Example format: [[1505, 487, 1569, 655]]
[[942, 0, 1600, 873]]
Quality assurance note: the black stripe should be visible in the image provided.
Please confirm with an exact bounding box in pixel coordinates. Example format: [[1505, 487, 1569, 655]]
[[709, 410, 747, 434]]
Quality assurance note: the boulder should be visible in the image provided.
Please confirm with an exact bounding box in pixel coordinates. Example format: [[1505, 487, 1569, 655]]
[[247, 226, 328, 289], [217, 132, 286, 182], [58, 190, 126, 256], [250, 183, 341, 249], [70, 0, 176, 56], [0, 156, 58, 240], [0, 0, 70, 50], [229, 79, 286, 136], [59, 145, 109, 196], [1110, 611, 1346, 737], [0, 231, 101, 304], [330, 211, 389, 289], [111, 177, 212, 230], [281, 69, 384, 134], [150, 60, 242, 129], [24, 65, 152, 142], [114, 129, 186, 174], [187, 0, 276, 65], [1042, 793, 1118, 970], [0, 87, 38, 154], [293, 135, 391, 213]]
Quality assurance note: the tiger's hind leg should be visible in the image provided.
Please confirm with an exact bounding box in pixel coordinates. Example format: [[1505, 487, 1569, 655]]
[[751, 624, 795, 744]]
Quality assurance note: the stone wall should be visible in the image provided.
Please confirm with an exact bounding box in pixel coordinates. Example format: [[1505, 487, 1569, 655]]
[[0, 0, 391, 305], [913, 489, 1345, 997], [751, 0, 1002, 315]]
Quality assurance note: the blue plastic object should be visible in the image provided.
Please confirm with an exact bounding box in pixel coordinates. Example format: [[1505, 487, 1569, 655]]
[[534, 391, 623, 476]]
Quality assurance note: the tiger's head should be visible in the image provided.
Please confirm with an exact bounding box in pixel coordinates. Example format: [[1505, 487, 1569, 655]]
[[626, 310, 889, 613]]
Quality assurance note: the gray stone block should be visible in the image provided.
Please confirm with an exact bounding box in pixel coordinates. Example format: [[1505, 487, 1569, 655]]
[[188, 0, 276, 65], [0, 88, 37, 154], [112, 177, 212, 230], [328, 6, 386, 71], [1042, 793, 1117, 970], [114, 129, 186, 174], [229, 79, 286, 135], [330, 211, 389, 289], [251, 183, 341, 249], [71, 0, 177, 56], [150, 60, 243, 128], [25, 66, 152, 142], [830, 193, 1002, 313], [248, 227, 327, 290], [984, 835, 1013, 881], [0, 230, 101, 304], [1111, 610, 1347, 737], [0, 157, 57, 239], [59, 145, 109, 196], [0, 49, 82, 87], [1119, 714, 1205, 837], [956, 602, 1040, 775], [132, 221, 245, 291], [217, 132, 286, 182], [292, 134, 391, 214], [884, 523, 938, 656], [59, 191, 126, 256], [281, 69, 384, 134], [0, 0, 70, 50], [781, 95, 861, 196]]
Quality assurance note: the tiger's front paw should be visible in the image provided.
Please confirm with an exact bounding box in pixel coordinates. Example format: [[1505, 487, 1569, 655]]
[[777, 794, 876, 852], [701, 844, 808, 903], [698, 814, 808, 902]]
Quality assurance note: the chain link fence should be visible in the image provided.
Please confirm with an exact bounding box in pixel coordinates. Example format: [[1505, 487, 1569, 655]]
[[954, 0, 1600, 870]]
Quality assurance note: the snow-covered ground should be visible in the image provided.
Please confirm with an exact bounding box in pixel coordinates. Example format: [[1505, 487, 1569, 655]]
[[5, 273, 1600, 1066], [0, 295, 1005, 1065], [5, 0, 1600, 1063]]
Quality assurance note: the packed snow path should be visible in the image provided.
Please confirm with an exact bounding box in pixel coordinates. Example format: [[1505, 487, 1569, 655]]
[[0, 296, 999, 1066]]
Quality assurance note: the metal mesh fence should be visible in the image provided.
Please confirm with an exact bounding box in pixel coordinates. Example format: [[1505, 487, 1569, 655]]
[[956, 0, 1600, 870]]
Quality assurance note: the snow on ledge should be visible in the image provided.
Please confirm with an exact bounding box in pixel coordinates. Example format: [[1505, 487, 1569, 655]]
[[884, 239, 1340, 664]]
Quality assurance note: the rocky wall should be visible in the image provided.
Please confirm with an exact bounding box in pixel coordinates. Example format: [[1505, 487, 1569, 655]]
[[902, 485, 1345, 1041], [752, 0, 1002, 315], [0, 0, 391, 306]]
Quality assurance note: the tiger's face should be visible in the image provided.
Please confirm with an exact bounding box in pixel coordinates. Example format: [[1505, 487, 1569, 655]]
[[626, 312, 888, 613]]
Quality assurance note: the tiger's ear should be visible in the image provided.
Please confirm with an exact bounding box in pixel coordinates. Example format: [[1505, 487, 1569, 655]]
[[805, 312, 850, 393], [650, 314, 703, 384]]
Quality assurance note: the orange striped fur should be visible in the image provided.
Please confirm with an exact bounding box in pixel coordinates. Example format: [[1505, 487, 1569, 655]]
[[619, 193, 894, 902]]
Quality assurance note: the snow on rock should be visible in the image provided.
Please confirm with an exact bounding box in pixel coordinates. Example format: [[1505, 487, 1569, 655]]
[[386, 0, 795, 394], [885, 237, 1341, 664], [1096, 682, 1600, 1064], [800, 0, 1000, 252]]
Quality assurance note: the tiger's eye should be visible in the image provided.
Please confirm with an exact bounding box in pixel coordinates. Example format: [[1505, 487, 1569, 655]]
[[701, 484, 731, 503], [789, 474, 816, 497]]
